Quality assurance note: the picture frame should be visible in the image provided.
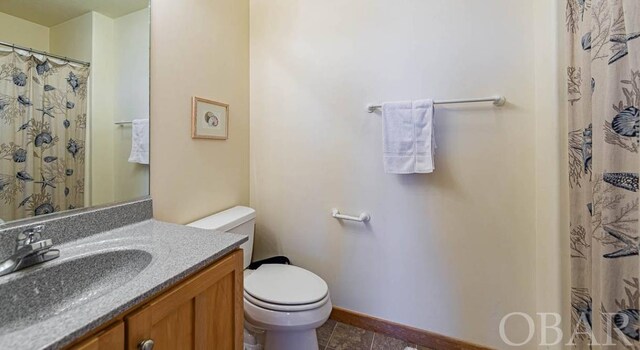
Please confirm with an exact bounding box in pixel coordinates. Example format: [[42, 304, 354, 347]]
[[191, 96, 229, 140]]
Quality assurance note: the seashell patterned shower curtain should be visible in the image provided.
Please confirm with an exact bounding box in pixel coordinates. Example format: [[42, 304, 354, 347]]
[[0, 50, 89, 222], [567, 0, 639, 347]]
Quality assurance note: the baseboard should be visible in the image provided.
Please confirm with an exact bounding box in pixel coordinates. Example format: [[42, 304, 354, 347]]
[[330, 307, 494, 350]]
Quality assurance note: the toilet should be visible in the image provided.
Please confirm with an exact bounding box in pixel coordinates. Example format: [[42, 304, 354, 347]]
[[188, 206, 332, 350]]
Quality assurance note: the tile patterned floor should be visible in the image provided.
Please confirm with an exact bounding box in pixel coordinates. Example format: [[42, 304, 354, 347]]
[[317, 320, 435, 350]]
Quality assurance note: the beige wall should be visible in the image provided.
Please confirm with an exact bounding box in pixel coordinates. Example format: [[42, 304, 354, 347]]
[[0, 12, 49, 51], [49, 12, 93, 63], [113, 8, 150, 202], [250, 0, 539, 348], [533, 0, 570, 347], [150, 0, 250, 223], [89, 12, 116, 206]]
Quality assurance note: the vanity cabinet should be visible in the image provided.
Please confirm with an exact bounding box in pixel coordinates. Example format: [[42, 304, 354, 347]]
[[72, 322, 124, 350], [126, 250, 244, 350], [67, 250, 243, 350]]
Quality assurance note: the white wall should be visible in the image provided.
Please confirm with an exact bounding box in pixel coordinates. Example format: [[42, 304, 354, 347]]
[[0, 12, 49, 51], [250, 0, 538, 348], [113, 8, 150, 202]]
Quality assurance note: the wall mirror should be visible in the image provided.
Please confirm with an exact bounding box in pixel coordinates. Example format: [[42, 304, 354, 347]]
[[0, 0, 150, 225]]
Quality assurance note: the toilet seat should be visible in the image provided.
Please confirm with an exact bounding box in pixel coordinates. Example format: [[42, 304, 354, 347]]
[[244, 294, 333, 332], [244, 290, 330, 312], [244, 264, 328, 307]]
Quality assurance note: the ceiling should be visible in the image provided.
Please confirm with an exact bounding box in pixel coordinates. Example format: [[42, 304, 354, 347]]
[[0, 0, 149, 27]]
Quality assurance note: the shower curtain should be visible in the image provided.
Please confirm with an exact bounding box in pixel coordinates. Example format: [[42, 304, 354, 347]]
[[568, 0, 639, 347], [0, 50, 89, 222]]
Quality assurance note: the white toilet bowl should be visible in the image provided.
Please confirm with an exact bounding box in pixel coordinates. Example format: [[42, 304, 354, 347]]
[[243, 264, 332, 350], [187, 207, 332, 350], [244, 295, 332, 349]]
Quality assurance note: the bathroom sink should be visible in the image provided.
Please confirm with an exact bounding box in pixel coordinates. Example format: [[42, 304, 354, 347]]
[[0, 249, 152, 335]]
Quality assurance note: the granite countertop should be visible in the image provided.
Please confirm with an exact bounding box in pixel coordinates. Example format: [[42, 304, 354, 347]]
[[0, 219, 247, 350]]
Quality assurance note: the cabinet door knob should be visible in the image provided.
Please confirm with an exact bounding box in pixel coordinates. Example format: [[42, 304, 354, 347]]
[[138, 339, 155, 350]]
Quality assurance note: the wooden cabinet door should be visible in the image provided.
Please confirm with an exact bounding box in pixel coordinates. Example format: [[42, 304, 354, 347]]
[[70, 322, 124, 350], [126, 250, 243, 350]]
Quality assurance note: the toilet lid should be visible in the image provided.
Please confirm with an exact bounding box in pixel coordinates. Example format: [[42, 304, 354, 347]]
[[244, 264, 328, 305]]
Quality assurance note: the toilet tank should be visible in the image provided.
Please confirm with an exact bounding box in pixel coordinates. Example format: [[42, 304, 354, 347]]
[[187, 206, 256, 269]]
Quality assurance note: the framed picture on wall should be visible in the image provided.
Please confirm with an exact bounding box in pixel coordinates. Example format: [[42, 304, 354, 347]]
[[191, 97, 229, 140]]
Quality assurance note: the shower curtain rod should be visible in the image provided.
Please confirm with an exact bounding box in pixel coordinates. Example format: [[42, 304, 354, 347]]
[[0, 40, 91, 67]]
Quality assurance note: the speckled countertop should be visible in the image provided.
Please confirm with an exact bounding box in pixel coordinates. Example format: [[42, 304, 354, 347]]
[[0, 218, 247, 350]]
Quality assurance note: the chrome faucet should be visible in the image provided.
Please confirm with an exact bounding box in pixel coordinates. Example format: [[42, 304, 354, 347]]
[[0, 225, 60, 277]]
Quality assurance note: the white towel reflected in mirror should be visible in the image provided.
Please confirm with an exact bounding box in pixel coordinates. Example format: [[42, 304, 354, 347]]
[[128, 119, 149, 165]]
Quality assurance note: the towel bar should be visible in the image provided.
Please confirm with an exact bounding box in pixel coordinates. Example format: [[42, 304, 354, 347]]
[[367, 95, 506, 113], [331, 208, 370, 223]]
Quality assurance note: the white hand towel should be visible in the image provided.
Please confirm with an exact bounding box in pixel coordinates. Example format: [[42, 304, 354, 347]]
[[382, 99, 434, 174], [128, 119, 149, 165]]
